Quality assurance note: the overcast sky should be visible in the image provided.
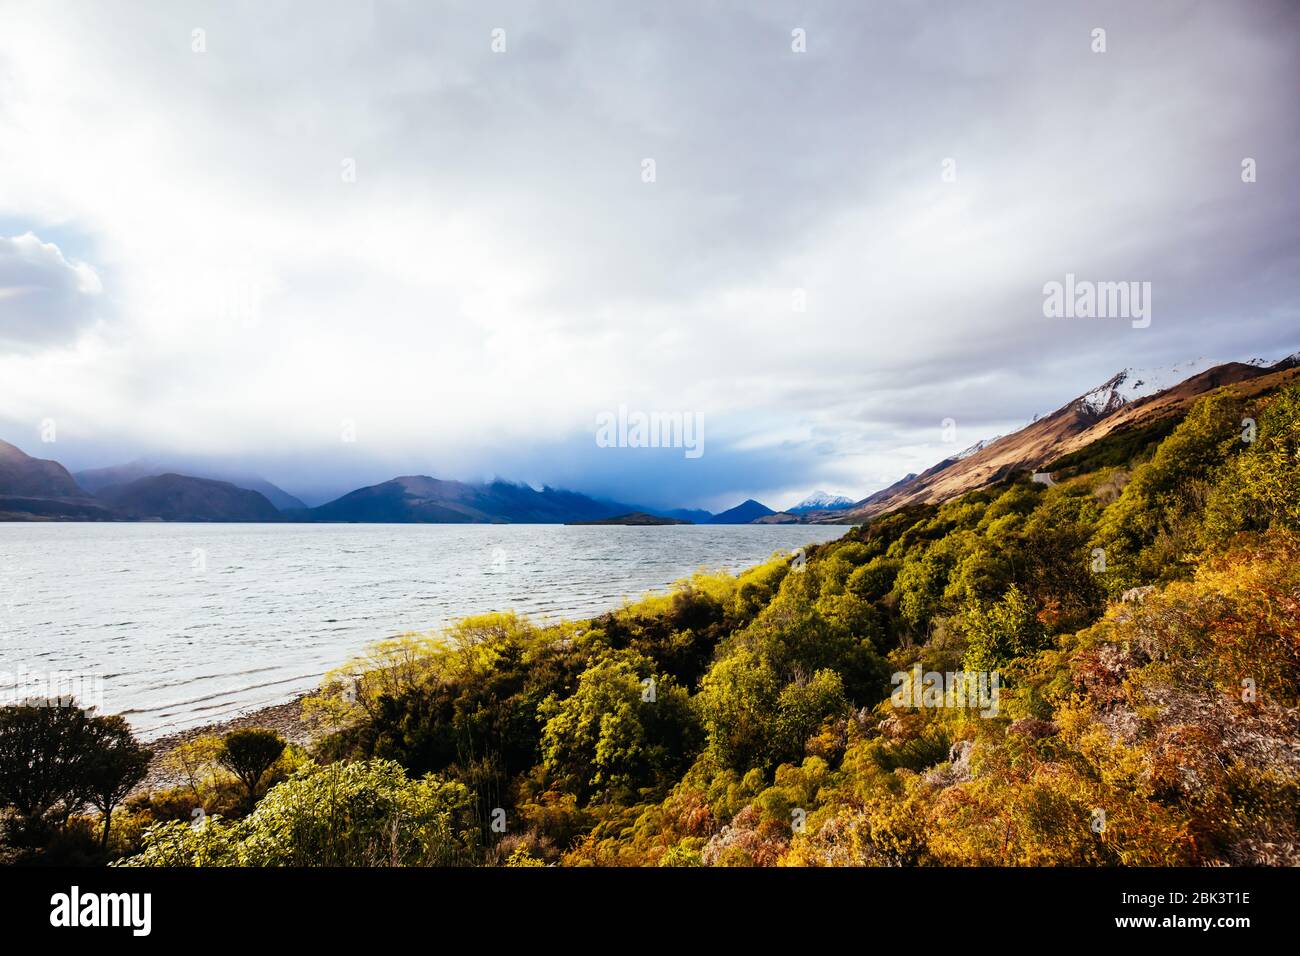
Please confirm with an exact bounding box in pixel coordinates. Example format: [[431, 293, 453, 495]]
[[1, 0, 1297, 510]]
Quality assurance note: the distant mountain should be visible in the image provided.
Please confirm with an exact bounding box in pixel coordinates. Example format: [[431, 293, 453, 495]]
[[567, 512, 690, 526], [0, 495, 119, 521], [708, 499, 776, 524], [822, 357, 1300, 525], [3, 446, 706, 525], [98, 474, 283, 522], [310, 476, 639, 524], [76, 460, 306, 511], [656, 507, 713, 524], [75, 461, 163, 495], [752, 511, 802, 524], [789, 491, 855, 514], [216, 477, 305, 512], [0, 440, 110, 519], [0, 439, 86, 498]]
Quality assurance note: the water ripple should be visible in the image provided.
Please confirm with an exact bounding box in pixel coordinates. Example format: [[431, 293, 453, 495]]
[[0, 523, 846, 737]]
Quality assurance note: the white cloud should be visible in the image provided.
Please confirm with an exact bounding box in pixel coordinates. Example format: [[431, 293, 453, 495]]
[[0, 233, 103, 351], [0, 1, 1296, 505]]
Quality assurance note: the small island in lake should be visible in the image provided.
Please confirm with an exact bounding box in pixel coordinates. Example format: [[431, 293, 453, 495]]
[[566, 512, 690, 526]]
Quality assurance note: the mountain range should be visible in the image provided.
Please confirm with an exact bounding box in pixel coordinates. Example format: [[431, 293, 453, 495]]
[[97, 474, 285, 522], [0, 450, 713, 525], [307, 476, 647, 524], [707, 499, 777, 524], [814, 354, 1300, 524], [74, 459, 307, 510], [3, 354, 1298, 525]]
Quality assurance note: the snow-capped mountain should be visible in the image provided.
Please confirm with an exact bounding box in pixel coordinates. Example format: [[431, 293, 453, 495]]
[[1069, 355, 1299, 418], [954, 436, 1001, 460], [1271, 350, 1300, 370], [817, 352, 1300, 529], [1070, 358, 1222, 417], [789, 490, 856, 513]]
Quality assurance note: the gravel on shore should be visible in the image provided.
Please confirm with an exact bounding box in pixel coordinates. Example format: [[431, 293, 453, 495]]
[[134, 695, 318, 796]]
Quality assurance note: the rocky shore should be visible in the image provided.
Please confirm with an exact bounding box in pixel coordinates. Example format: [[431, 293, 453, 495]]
[[135, 694, 317, 796]]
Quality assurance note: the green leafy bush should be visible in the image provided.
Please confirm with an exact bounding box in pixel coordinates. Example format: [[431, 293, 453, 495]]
[[125, 759, 477, 866]]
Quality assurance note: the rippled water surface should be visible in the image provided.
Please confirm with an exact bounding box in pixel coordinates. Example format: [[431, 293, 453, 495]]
[[0, 523, 847, 736]]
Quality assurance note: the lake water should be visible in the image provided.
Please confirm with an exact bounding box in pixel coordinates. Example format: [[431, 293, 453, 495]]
[[0, 523, 847, 737]]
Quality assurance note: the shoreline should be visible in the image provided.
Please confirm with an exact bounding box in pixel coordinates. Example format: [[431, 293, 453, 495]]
[[135, 693, 317, 796], [99, 525, 849, 794]]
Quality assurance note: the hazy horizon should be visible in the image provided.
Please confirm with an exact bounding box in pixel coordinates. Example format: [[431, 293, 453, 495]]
[[3, 1, 1298, 512], [3, 344, 1298, 512]]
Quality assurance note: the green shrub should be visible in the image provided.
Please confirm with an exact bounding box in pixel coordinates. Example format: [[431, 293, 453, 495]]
[[125, 759, 477, 866], [961, 585, 1048, 673], [218, 729, 286, 808]]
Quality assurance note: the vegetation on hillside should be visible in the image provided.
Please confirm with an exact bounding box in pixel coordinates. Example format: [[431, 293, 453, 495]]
[[4, 379, 1298, 867], [1044, 414, 1182, 479]]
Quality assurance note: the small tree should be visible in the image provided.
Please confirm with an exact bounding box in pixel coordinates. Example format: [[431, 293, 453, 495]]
[[0, 700, 96, 845], [218, 729, 286, 808], [82, 715, 151, 848], [162, 735, 225, 807]]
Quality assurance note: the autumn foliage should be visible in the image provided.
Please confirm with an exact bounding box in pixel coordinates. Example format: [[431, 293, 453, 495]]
[[128, 379, 1300, 867]]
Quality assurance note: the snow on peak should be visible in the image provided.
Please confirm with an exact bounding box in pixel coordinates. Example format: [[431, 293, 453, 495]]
[[790, 490, 855, 512], [1073, 358, 1222, 416], [954, 436, 1001, 460], [1118, 357, 1223, 400], [1270, 350, 1300, 370]]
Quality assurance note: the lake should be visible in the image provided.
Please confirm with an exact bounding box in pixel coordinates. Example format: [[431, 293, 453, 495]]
[[0, 522, 848, 737]]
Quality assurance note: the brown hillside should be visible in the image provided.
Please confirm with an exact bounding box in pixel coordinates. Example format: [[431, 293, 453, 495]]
[[1050, 362, 1300, 461], [826, 360, 1299, 524], [0, 438, 86, 498]]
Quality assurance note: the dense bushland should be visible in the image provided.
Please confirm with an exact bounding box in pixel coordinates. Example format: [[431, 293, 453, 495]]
[[8, 379, 1298, 867]]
